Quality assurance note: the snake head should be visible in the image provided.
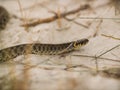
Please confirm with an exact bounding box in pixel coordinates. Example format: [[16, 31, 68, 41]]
[[73, 38, 89, 50]]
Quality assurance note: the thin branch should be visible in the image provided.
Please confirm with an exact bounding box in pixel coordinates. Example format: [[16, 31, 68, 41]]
[[111, 53, 120, 59], [57, 7, 62, 28], [17, 0, 24, 18], [97, 44, 120, 58], [95, 56, 99, 72], [78, 17, 120, 20], [21, 4, 90, 27], [101, 34, 120, 40], [93, 19, 103, 37], [64, 64, 92, 70], [17, 0, 55, 11], [72, 54, 120, 63], [65, 17, 89, 28], [73, 44, 120, 71]]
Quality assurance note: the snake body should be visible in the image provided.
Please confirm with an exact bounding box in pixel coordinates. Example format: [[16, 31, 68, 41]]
[[0, 6, 9, 30], [0, 38, 89, 63]]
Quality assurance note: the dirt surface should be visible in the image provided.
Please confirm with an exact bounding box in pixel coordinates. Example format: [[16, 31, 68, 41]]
[[0, 0, 120, 90]]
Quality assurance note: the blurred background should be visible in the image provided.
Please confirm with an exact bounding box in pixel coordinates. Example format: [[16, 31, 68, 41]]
[[0, 0, 120, 90]]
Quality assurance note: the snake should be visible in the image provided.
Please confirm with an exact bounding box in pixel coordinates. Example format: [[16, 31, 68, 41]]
[[0, 6, 10, 30], [0, 38, 89, 63]]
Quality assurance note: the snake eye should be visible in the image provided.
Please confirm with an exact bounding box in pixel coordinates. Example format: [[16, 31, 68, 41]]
[[73, 42, 77, 48], [73, 42, 80, 48]]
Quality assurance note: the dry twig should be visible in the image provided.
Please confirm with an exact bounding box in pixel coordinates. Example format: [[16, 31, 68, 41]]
[[101, 34, 120, 40], [64, 64, 92, 71], [72, 54, 120, 63], [21, 4, 90, 27]]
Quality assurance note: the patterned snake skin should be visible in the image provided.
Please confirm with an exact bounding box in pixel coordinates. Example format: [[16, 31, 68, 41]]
[[0, 39, 89, 63], [0, 6, 9, 30]]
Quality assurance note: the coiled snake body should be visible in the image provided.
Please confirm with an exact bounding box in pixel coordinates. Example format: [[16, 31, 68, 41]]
[[0, 39, 89, 63]]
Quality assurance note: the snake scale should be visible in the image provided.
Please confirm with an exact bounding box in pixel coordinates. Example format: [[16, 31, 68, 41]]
[[0, 39, 89, 63]]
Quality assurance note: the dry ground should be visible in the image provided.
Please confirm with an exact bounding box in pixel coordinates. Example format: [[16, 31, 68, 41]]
[[0, 0, 120, 90]]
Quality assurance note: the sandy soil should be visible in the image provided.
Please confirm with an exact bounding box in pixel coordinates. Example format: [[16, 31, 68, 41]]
[[0, 0, 120, 90]]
